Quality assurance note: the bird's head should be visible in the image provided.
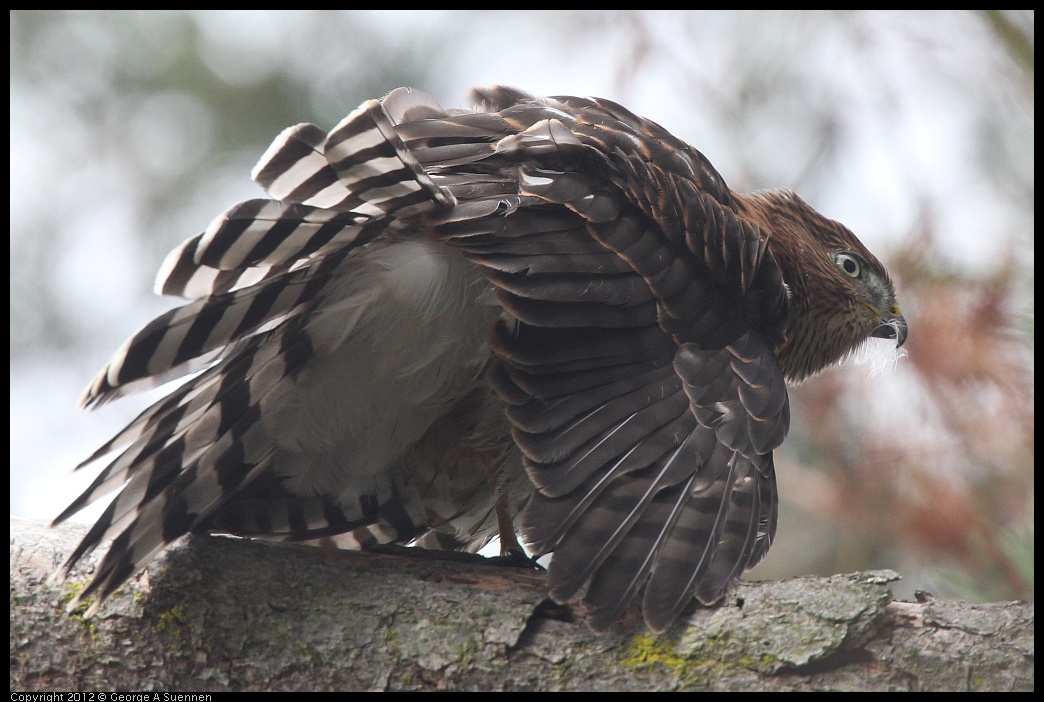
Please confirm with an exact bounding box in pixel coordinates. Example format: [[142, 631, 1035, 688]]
[[736, 190, 907, 383]]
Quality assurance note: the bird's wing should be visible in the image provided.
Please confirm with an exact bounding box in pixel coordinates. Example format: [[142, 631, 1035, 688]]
[[400, 87, 793, 631]]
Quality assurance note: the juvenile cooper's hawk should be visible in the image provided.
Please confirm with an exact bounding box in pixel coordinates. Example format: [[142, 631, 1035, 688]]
[[54, 86, 906, 632]]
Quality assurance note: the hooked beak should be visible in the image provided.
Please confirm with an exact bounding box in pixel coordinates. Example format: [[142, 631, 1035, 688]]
[[871, 311, 908, 347]]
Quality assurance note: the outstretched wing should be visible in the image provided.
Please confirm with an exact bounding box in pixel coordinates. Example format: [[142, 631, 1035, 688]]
[[399, 87, 793, 631]]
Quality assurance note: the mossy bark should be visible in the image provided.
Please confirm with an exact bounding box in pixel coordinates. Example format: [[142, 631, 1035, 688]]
[[10, 518, 1033, 691]]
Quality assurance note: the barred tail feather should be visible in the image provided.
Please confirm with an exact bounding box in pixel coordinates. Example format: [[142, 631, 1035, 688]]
[[57, 321, 314, 524], [251, 89, 455, 222], [62, 324, 316, 614], [157, 201, 381, 299], [323, 95, 456, 218], [82, 248, 352, 408], [192, 201, 377, 272], [251, 123, 352, 209]]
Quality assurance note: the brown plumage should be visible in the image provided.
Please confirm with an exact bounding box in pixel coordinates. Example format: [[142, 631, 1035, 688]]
[[54, 86, 906, 632]]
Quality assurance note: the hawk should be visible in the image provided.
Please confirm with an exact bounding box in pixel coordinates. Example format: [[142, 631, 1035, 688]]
[[54, 86, 906, 632]]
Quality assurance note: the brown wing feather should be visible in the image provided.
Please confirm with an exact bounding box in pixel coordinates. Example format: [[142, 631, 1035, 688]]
[[416, 92, 792, 631]]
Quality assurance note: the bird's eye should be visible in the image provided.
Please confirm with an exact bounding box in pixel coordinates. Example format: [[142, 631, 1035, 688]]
[[835, 252, 862, 278]]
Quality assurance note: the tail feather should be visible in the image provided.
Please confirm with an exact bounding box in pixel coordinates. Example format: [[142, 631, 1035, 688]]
[[63, 326, 317, 613], [251, 122, 350, 209], [156, 200, 381, 300], [323, 96, 455, 218], [82, 247, 353, 407], [59, 89, 493, 614], [193, 201, 379, 274], [57, 322, 314, 523]]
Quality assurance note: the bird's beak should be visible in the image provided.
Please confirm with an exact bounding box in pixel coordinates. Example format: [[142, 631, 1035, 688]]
[[871, 311, 908, 347]]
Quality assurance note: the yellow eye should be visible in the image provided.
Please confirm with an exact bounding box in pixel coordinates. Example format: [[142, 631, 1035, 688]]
[[835, 252, 862, 278]]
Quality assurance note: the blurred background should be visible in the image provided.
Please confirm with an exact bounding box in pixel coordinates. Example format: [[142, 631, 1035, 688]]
[[10, 10, 1033, 603]]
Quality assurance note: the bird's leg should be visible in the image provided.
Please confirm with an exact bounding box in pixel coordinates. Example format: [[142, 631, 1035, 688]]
[[484, 459, 525, 557], [495, 493, 525, 557], [491, 491, 542, 569]]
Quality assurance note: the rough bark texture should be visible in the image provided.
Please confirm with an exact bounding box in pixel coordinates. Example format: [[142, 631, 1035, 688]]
[[10, 517, 1033, 691]]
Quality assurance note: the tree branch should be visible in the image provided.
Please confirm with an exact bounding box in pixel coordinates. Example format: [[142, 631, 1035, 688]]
[[10, 518, 1033, 691]]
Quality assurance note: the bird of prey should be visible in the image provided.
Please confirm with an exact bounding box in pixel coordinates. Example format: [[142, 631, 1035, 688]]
[[53, 86, 907, 632]]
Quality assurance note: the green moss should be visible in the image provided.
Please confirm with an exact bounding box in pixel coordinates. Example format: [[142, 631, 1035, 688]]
[[455, 638, 481, 666], [149, 605, 190, 649], [619, 635, 690, 674], [58, 582, 99, 637], [154, 605, 187, 632], [620, 634, 718, 688], [618, 630, 781, 688], [295, 640, 325, 667], [58, 580, 86, 609]]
